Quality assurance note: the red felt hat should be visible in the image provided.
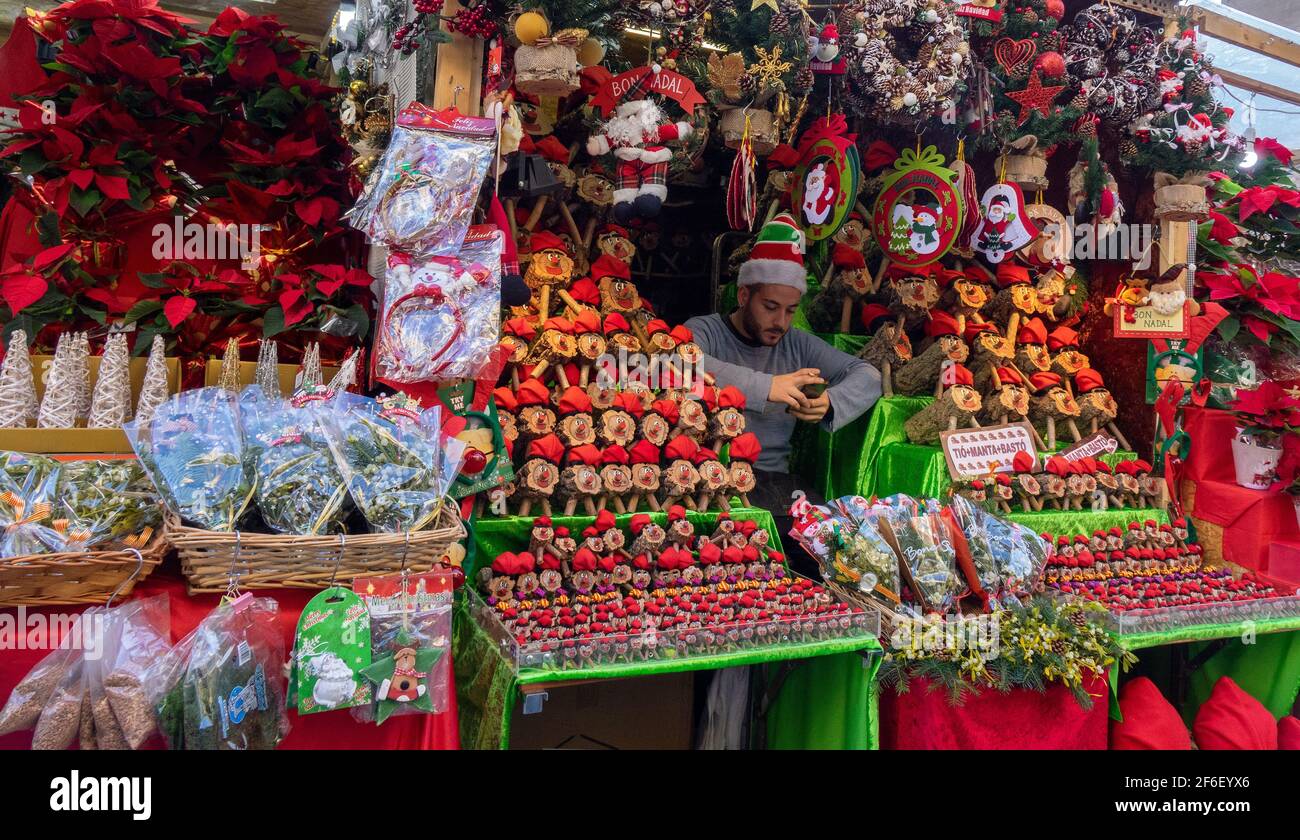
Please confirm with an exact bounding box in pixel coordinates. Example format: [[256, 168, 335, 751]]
[[697, 387, 719, 413], [669, 325, 693, 344], [691, 447, 719, 466], [650, 398, 680, 426], [613, 391, 645, 417], [629, 440, 661, 464], [557, 385, 593, 414], [996, 263, 1031, 287], [502, 316, 538, 341], [860, 303, 893, 330], [601, 223, 630, 239], [722, 546, 744, 565], [1012, 451, 1035, 472], [1075, 368, 1105, 393], [491, 551, 518, 575], [925, 310, 961, 338], [698, 542, 723, 565], [571, 547, 599, 572], [629, 513, 651, 534], [963, 321, 999, 343], [995, 474, 1011, 486], [1114, 460, 1138, 476], [667, 504, 687, 521], [728, 432, 761, 463], [1279, 716, 1300, 750], [1046, 456, 1069, 476], [1133, 459, 1153, 473], [568, 277, 600, 305], [590, 254, 630, 281], [1047, 326, 1079, 351], [717, 386, 746, 410], [646, 318, 670, 335], [1193, 677, 1278, 750], [534, 516, 552, 527], [573, 309, 602, 334], [995, 366, 1022, 386], [1016, 317, 1048, 346], [1029, 371, 1062, 393], [530, 231, 568, 255], [965, 263, 996, 285], [1095, 460, 1112, 474], [515, 378, 552, 407], [493, 386, 519, 412], [566, 443, 602, 466], [1111, 677, 1193, 750], [543, 317, 575, 335], [526, 434, 565, 463], [594, 509, 617, 531], [949, 364, 974, 387], [664, 435, 700, 461], [602, 445, 629, 465], [831, 242, 867, 270], [632, 553, 652, 570], [582, 526, 598, 539], [603, 312, 631, 335]]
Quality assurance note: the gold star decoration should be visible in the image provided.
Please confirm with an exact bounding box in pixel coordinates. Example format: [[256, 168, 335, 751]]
[[1006, 69, 1067, 126], [750, 45, 792, 89], [750, 0, 779, 10]]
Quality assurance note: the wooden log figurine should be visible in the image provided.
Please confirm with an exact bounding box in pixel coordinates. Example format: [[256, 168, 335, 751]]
[[560, 276, 601, 319], [500, 317, 538, 389], [1092, 460, 1125, 508], [884, 263, 944, 330], [628, 512, 667, 559], [524, 317, 579, 389], [991, 474, 1015, 513], [964, 319, 1016, 394], [1037, 456, 1072, 510], [904, 363, 983, 444], [641, 397, 678, 448], [985, 262, 1041, 325], [587, 381, 619, 412], [978, 365, 1033, 431], [1026, 371, 1082, 450], [1132, 459, 1159, 508], [1013, 316, 1053, 376], [555, 385, 597, 450], [594, 223, 636, 265], [894, 311, 969, 397], [857, 307, 913, 397], [665, 504, 697, 550], [1034, 265, 1079, 322], [492, 387, 520, 451], [812, 242, 874, 334], [694, 448, 731, 511], [599, 391, 642, 450], [1113, 461, 1144, 508], [598, 445, 634, 513], [945, 263, 994, 319], [516, 434, 565, 517], [1010, 451, 1041, 512], [1073, 368, 1132, 451], [727, 432, 761, 508], [601, 312, 643, 358], [1064, 464, 1091, 511], [592, 254, 640, 315], [628, 440, 663, 512], [513, 377, 558, 443], [571, 309, 607, 387], [523, 231, 576, 321], [558, 445, 603, 515], [660, 436, 702, 510], [673, 392, 710, 442], [709, 385, 747, 452], [1047, 324, 1090, 379], [952, 477, 989, 508]]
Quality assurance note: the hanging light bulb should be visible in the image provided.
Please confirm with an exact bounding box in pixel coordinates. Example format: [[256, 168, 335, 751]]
[[1239, 94, 1258, 169]]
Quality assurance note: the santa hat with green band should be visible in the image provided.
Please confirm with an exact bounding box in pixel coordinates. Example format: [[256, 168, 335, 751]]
[[739, 212, 807, 293]]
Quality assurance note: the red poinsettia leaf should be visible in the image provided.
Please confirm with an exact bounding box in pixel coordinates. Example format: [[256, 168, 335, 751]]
[[1243, 315, 1276, 343], [345, 268, 373, 287], [293, 196, 338, 228], [279, 288, 313, 326], [0, 138, 44, 158], [314, 277, 344, 297], [1271, 185, 1300, 209], [163, 295, 197, 328], [264, 179, 296, 197], [32, 243, 74, 271], [226, 181, 279, 223], [1207, 211, 1239, 246], [66, 168, 95, 190], [208, 7, 251, 38], [1255, 137, 1293, 165], [49, 126, 84, 161], [274, 135, 321, 162], [82, 286, 127, 312], [2, 272, 47, 314], [228, 45, 279, 86], [86, 143, 120, 167], [1238, 187, 1278, 222], [94, 172, 131, 200], [91, 17, 133, 42]]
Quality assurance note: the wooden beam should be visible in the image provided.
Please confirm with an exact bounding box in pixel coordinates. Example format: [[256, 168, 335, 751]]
[[431, 0, 483, 114], [1215, 66, 1300, 109], [1190, 7, 1300, 68]]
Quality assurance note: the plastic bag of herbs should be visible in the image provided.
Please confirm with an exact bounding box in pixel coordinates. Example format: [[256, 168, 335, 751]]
[[314, 393, 468, 533], [239, 387, 350, 535], [0, 458, 65, 558], [124, 388, 254, 531], [146, 595, 288, 750], [54, 459, 163, 550]]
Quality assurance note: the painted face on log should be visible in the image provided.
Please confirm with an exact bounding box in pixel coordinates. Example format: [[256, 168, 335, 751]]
[[951, 385, 982, 412], [600, 277, 640, 312], [520, 407, 556, 437], [524, 460, 559, 493], [601, 465, 632, 494], [954, 279, 991, 311], [892, 277, 941, 312], [938, 335, 968, 363], [1017, 473, 1041, 495], [599, 410, 636, 447], [525, 248, 574, 288], [1049, 387, 1080, 416], [1009, 284, 1038, 314], [559, 413, 596, 446], [1053, 349, 1089, 375], [1019, 344, 1052, 372], [730, 463, 756, 493], [999, 384, 1030, 416], [632, 464, 660, 492], [577, 333, 606, 361]]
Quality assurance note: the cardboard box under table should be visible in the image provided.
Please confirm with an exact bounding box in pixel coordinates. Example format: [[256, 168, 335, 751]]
[[456, 508, 883, 749]]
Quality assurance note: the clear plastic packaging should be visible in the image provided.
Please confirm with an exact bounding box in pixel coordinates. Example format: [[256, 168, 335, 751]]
[[881, 507, 962, 612], [31, 648, 87, 750], [376, 227, 504, 385], [240, 387, 350, 536], [0, 630, 78, 735], [125, 388, 253, 531], [56, 459, 162, 550], [0, 462, 63, 558], [348, 105, 496, 256], [315, 392, 467, 532], [353, 570, 454, 723], [102, 594, 172, 749]]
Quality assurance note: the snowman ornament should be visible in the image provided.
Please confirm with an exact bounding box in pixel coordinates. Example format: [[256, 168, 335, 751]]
[[909, 205, 942, 257]]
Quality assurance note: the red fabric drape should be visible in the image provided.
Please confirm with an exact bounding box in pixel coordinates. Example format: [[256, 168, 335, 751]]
[[0, 569, 460, 750], [1183, 406, 1299, 574], [879, 675, 1110, 749]]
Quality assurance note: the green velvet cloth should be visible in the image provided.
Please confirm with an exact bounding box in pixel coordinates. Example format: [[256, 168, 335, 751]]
[[456, 507, 884, 748], [789, 333, 874, 500], [1006, 507, 1168, 535]]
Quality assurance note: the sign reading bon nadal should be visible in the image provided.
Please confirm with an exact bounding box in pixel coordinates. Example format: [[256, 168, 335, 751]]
[[589, 68, 706, 117]]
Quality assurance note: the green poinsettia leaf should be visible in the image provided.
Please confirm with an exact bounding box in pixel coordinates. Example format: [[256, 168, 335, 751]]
[[138, 272, 171, 289], [1215, 178, 1243, 199], [68, 187, 102, 218], [36, 212, 61, 248], [262, 305, 287, 337], [1217, 314, 1239, 342], [124, 299, 164, 324]]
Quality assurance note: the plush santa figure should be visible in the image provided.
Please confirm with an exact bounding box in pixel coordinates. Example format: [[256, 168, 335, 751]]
[[801, 162, 835, 225], [1177, 113, 1215, 146], [971, 182, 1039, 264], [586, 65, 693, 223], [1157, 69, 1183, 103], [808, 22, 844, 73]]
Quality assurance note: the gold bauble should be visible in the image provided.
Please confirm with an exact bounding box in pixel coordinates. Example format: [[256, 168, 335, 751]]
[[514, 11, 549, 46], [577, 38, 606, 67], [349, 80, 368, 97]]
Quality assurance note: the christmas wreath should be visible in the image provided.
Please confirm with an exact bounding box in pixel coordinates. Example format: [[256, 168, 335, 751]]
[[843, 0, 968, 124], [1061, 3, 1160, 130]]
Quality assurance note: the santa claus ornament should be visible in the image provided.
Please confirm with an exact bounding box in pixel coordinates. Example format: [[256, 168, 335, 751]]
[[970, 182, 1040, 264], [586, 64, 694, 224], [871, 145, 963, 269], [790, 114, 860, 241], [807, 20, 845, 75]]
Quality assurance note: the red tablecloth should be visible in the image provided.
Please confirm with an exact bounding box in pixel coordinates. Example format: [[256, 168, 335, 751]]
[[1183, 406, 1298, 574], [0, 570, 459, 750], [879, 675, 1110, 750]]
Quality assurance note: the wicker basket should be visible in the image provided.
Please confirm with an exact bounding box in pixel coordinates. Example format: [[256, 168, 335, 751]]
[[0, 534, 167, 606], [719, 107, 778, 156], [166, 505, 466, 594]]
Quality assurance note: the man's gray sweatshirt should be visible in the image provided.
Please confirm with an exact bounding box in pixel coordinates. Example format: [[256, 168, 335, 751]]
[[684, 313, 882, 473]]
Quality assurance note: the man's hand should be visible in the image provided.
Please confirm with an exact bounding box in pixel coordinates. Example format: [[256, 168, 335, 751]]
[[769, 369, 824, 410], [790, 392, 830, 423]]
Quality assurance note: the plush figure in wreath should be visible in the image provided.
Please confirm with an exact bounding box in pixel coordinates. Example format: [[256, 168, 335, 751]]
[[586, 65, 693, 223]]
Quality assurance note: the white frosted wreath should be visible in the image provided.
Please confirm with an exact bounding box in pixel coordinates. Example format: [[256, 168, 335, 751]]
[[845, 0, 968, 122]]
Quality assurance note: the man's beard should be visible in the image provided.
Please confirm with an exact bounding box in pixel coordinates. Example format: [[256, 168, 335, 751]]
[[739, 305, 785, 346]]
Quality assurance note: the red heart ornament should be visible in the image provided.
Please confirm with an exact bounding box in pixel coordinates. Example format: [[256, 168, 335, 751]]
[[993, 37, 1037, 73]]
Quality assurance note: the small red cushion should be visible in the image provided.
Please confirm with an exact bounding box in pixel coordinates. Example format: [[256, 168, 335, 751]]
[[1110, 677, 1192, 750], [1192, 677, 1278, 750], [1278, 716, 1300, 750]]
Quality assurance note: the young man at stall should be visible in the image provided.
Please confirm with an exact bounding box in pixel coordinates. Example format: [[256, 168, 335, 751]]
[[685, 213, 882, 573]]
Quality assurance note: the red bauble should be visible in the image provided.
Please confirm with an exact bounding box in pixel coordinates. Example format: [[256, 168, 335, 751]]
[[1044, 0, 1065, 20], [461, 448, 488, 475], [1035, 51, 1066, 78]]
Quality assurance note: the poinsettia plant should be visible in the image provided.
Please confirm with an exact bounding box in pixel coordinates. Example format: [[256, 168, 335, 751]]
[[1227, 380, 1300, 445]]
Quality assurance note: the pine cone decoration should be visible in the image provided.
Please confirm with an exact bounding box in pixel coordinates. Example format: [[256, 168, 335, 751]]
[[1120, 138, 1138, 157], [1069, 91, 1088, 110], [1187, 77, 1209, 99], [1078, 120, 1097, 138], [794, 66, 814, 93], [1051, 639, 1068, 655], [738, 71, 757, 95], [770, 12, 789, 34], [1183, 139, 1203, 156], [714, 0, 734, 12], [1070, 611, 1089, 629], [1023, 9, 1039, 24]]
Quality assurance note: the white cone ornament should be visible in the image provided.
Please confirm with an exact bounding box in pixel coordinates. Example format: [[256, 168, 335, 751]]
[[135, 334, 170, 425], [87, 333, 132, 428], [37, 334, 78, 429], [0, 330, 37, 428]]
